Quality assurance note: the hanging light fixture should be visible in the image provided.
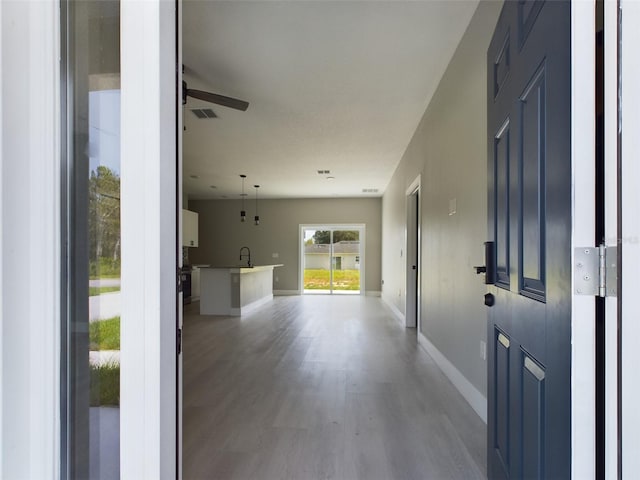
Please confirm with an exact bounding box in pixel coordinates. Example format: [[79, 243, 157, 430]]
[[254, 185, 260, 225], [239, 174, 247, 222]]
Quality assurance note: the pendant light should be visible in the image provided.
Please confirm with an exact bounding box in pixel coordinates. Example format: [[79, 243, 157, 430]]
[[254, 185, 260, 225], [239, 174, 247, 222]]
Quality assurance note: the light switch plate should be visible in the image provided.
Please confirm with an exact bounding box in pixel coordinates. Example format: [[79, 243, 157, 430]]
[[272, 252, 279, 258]]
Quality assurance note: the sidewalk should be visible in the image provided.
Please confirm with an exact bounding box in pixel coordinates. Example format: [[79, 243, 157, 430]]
[[89, 278, 121, 288], [89, 292, 121, 322], [89, 350, 120, 366]]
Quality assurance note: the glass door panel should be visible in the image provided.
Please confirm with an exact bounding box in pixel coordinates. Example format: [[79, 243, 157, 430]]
[[303, 228, 332, 293], [331, 230, 360, 294], [64, 1, 121, 477], [302, 227, 362, 294]]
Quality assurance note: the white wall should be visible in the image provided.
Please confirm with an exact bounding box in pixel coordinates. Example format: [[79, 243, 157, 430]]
[[189, 197, 381, 294], [382, 0, 502, 400]]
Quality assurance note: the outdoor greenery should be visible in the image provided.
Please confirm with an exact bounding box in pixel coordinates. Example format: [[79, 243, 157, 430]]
[[89, 316, 120, 351], [90, 362, 120, 406], [88, 167, 122, 407], [89, 166, 121, 279], [304, 269, 360, 290], [89, 285, 120, 296], [90, 257, 121, 279], [311, 230, 359, 245]]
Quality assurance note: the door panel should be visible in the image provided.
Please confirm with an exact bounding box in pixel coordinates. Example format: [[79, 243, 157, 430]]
[[495, 119, 511, 289], [519, 63, 546, 300], [332, 229, 360, 294], [521, 354, 545, 479], [303, 228, 332, 293], [487, 2, 571, 479], [494, 330, 511, 476]]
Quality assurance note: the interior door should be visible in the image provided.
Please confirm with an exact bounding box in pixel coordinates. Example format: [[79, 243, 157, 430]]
[[405, 187, 419, 329], [486, 2, 571, 479]]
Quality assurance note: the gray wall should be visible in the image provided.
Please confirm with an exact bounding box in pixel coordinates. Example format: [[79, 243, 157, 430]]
[[189, 197, 382, 293], [381, 0, 502, 397]]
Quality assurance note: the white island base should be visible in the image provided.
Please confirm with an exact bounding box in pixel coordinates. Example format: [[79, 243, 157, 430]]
[[199, 265, 283, 316]]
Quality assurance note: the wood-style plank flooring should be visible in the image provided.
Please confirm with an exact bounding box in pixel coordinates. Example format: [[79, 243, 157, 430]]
[[183, 295, 485, 480]]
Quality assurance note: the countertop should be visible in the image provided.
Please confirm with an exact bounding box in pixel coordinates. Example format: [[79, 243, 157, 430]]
[[201, 264, 283, 273]]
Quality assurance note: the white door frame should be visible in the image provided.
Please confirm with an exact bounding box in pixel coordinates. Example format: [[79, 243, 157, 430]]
[[619, 1, 640, 477], [0, 1, 62, 476], [571, 2, 597, 478], [120, 0, 178, 478], [1, 1, 180, 476], [602, 1, 620, 478], [405, 175, 421, 329]]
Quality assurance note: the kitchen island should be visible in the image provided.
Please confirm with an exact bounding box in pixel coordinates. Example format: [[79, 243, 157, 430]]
[[199, 264, 283, 316]]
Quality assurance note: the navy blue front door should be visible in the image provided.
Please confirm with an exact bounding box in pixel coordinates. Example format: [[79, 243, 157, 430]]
[[487, 2, 571, 478]]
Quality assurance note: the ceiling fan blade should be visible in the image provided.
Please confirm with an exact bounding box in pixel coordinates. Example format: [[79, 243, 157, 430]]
[[186, 89, 249, 111]]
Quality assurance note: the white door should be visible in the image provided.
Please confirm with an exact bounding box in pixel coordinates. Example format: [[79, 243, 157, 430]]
[[619, 1, 640, 476]]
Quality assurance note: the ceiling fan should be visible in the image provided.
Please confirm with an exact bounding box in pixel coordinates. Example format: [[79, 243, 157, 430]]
[[181, 66, 249, 111]]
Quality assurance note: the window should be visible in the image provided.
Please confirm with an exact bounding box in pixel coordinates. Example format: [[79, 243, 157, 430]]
[[62, 1, 121, 476]]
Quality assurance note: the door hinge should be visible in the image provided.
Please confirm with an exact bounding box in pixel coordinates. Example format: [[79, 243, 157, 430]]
[[574, 245, 618, 297], [177, 266, 183, 293], [177, 327, 182, 355]]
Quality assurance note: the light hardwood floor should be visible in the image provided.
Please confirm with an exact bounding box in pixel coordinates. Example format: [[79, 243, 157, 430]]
[[183, 295, 486, 480]]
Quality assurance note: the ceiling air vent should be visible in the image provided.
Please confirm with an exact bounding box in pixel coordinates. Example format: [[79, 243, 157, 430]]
[[362, 188, 379, 193], [317, 169, 331, 175], [191, 108, 217, 119]]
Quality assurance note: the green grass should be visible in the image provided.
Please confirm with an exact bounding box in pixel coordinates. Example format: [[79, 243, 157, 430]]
[[90, 362, 120, 406], [89, 257, 121, 279], [89, 286, 120, 296], [304, 269, 360, 290], [90, 316, 120, 351]]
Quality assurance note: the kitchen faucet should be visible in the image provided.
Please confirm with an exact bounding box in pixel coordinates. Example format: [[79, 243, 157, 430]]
[[239, 246, 251, 267]]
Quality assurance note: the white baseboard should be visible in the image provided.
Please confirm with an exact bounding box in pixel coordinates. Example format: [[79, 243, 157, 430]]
[[417, 331, 487, 424], [381, 295, 405, 326], [274, 290, 380, 297], [273, 290, 299, 296]]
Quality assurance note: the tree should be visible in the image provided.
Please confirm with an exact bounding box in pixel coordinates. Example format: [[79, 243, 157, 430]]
[[312, 230, 331, 245], [312, 230, 359, 244], [89, 166, 121, 272]]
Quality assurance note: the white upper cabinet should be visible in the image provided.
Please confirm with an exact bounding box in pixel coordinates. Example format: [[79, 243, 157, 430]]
[[182, 209, 199, 247]]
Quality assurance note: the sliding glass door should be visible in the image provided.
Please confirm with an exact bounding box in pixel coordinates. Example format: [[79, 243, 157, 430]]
[[301, 225, 364, 294]]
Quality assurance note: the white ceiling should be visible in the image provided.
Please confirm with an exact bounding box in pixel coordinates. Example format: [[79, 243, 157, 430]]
[[182, 0, 479, 200]]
